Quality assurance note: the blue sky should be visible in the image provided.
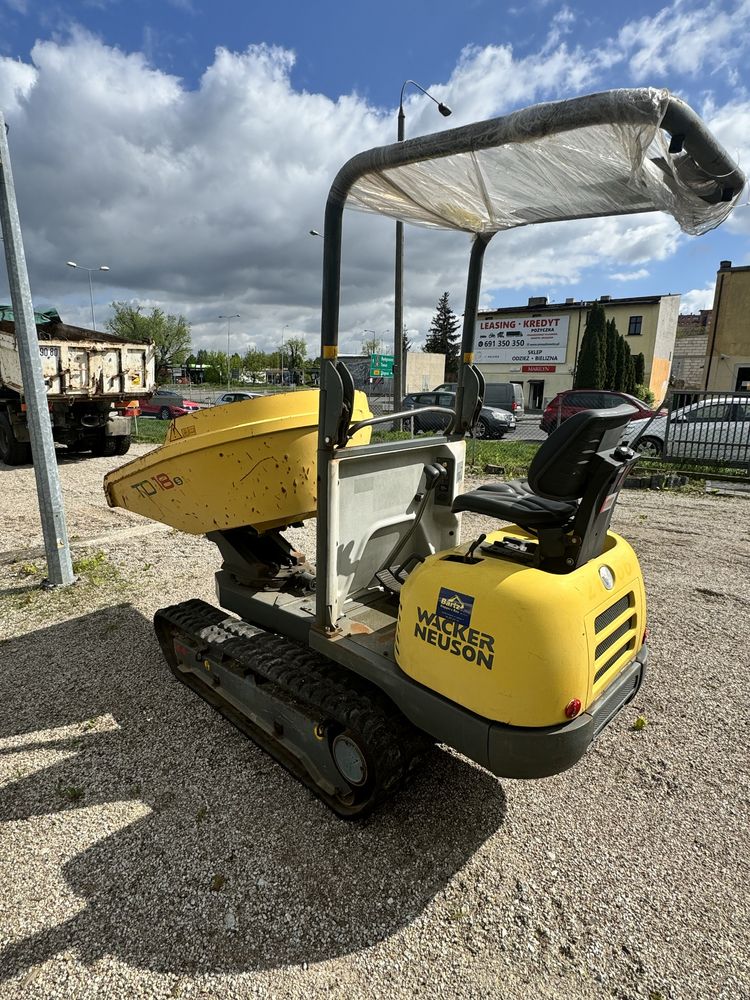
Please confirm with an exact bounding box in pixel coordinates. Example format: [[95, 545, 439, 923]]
[[0, 0, 748, 355]]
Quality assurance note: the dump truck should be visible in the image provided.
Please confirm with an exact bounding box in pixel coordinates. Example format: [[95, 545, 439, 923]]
[[0, 306, 155, 464], [106, 87, 745, 817]]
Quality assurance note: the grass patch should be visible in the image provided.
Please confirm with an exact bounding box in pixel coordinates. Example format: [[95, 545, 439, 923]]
[[132, 419, 170, 445], [464, 439, 540, 476], [72, 550, 120, 586], [635, 455, 748, 477], [57, 784, 85, 804], [4, 548, 126, 612], [364, 431, 540, 478]]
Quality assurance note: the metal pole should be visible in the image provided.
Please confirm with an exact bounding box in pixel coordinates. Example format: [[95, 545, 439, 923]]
[[226, 318, 231, 390], [393, 83, 452, 413], [219, 313, 239, 390], [0, 113, 74, 586], [280, 324, 289, 389], [393, 106, 405, 412], [87, 268, 96, 331]]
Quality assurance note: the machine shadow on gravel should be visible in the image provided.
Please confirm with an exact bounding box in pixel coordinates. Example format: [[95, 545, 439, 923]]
[[0, 605, 507, 982]]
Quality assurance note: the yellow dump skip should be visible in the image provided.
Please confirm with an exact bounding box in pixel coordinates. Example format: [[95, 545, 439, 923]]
[[104, 389, 372, 534]]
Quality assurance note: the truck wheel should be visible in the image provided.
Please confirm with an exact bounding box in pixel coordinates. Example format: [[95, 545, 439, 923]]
[[91, 435, 118, 458], [113, 436, 131, 456], [0, 413, 32, 465]]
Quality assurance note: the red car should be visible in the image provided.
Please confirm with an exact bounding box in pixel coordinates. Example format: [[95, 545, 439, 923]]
[[540, 389, 665, 434], [140, 389, 201, 420]]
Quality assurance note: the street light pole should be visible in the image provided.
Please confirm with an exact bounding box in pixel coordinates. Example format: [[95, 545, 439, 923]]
[[394, 81, 451, 406], [66, 261, 110, 331], [219, 313, 240, 390], [280, 323, 289, 388]]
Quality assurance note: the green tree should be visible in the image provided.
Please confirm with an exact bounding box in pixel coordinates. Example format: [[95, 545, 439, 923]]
[[604, 319, 619, 390], [574, 302, 606, 389], [424, 292, 461, 376], [625, 355, 637, 395], [228, 352, 242, 382], [107, 302, 192, 372], [243, 348, 268, 381], [613, 335, 626, 391], [283, 337, 308, 384], [362, 334, 382, 356], [621, 341, 635, 394], [633, 352, 645, 386]]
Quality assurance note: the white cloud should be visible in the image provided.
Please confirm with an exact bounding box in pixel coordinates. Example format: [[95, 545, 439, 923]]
[[0, 56, 37, 113], [609, 268, 649, 282], [611, 0, 750, 82], [680, 285, 717, 312]]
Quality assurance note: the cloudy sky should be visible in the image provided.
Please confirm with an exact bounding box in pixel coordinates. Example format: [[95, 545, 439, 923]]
[[0, 0, 748, 358]]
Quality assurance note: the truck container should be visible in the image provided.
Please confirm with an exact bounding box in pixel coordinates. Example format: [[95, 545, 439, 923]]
[[0, 306, 155, 464]]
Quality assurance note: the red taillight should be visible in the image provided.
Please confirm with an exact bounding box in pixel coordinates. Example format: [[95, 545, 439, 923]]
[[512, 401, 519, 412], [564, 698, 582, 719]]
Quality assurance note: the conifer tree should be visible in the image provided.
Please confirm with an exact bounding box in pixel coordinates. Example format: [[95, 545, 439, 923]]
[[621, 341, 636, 394], [625, 356, 637, 395], [573, 302, 606, 389], [633, 352, 645, 386], [424, 292, 461, 376], [614, 335, 626, 391], [605, 319, 619, 390]]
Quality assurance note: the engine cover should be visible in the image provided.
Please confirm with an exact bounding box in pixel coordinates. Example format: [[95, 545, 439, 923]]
[[394, 527, 646, 728]]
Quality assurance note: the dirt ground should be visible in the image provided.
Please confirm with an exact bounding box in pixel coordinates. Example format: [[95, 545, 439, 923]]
[[0, 446, 748, 1000]]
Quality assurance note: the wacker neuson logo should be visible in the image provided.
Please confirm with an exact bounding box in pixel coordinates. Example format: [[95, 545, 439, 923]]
[[413, 588, 495, 670]]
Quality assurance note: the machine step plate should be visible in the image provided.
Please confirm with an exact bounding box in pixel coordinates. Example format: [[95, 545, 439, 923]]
[[153, 599, 431, 818]]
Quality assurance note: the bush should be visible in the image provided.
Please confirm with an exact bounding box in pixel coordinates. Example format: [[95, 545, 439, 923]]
[[635, 384, 655, 407]]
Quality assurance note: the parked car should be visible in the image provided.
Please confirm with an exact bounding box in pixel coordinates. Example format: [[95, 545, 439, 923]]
[[434, 381, 524, 416], [623, 395, 750, 462], [540, 389, 664, 434], [140, 389, 201, 420], [215, 391, 261, 405], [402, 391, 516, 439]]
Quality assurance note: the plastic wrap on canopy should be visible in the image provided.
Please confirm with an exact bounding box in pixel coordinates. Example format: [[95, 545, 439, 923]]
[[346, 88, 743, 237]]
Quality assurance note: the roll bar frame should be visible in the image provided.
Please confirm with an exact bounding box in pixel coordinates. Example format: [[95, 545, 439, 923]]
[[314, 88, 746, 631]]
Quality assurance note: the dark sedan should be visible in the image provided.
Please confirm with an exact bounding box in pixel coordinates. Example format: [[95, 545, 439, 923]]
[[401, 391, 516, 439]]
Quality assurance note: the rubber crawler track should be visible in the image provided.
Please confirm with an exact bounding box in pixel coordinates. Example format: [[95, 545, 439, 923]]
[[153, 599, 432, 818]]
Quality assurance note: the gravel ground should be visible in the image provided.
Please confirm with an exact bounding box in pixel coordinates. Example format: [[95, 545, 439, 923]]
[[1, 446, 749, 1000]]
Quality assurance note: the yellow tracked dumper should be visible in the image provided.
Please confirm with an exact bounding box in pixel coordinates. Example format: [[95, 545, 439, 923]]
[[105, 88, 745, 816]]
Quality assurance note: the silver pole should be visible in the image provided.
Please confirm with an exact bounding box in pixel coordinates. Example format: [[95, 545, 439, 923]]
[[219, 313, 239, 391], [394, 82, 452, 413], [87, 268, 95, 330], [0, 113, 74, 586]]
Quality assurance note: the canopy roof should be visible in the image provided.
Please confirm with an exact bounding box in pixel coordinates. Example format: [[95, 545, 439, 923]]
[[344, 88, 745, 237]]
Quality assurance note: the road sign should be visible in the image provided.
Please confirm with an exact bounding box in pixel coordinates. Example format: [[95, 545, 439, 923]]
[[369, 353, 394, 378]]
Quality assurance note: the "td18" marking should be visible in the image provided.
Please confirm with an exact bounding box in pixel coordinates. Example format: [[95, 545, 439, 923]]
[[131, 473, 183, 498]]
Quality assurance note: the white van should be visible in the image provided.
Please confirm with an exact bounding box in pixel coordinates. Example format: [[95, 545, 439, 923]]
[[434, 380, 524, 416]]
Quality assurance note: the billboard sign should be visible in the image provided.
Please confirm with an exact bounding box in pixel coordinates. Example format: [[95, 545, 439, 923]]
[[476, 314, 570, 364]]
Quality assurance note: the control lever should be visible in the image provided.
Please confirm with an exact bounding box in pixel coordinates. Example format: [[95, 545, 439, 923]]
[[465, 533, 487, 563], [376, 462, 448, 585]]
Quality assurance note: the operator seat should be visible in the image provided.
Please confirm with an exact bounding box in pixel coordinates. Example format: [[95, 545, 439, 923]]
[[453, 405, 638, 570]]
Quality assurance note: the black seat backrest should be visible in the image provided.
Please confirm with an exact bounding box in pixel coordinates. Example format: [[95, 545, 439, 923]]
[[528, 405, 637, 501]]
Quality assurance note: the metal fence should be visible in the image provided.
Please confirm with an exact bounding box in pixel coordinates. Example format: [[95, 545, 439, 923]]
[[660, 390, 750, 470]]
